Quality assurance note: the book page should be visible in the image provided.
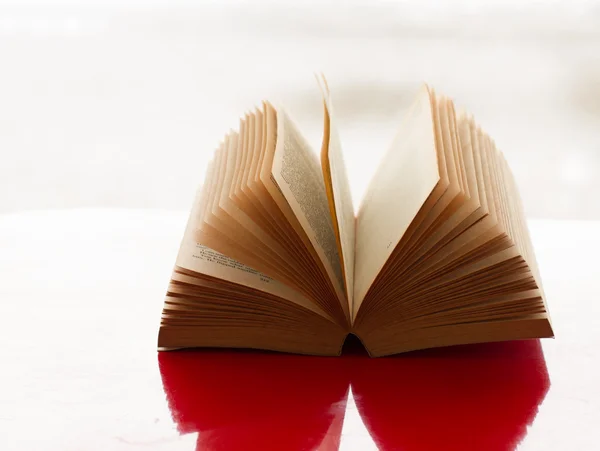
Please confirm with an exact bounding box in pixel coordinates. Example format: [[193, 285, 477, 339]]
[[177, 188, 324, 315], [317, 76, 355, 312], [353, 86, 440, 315], [270, 108, 346, 298]]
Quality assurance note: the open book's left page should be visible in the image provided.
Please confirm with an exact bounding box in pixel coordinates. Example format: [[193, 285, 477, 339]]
[[317, 75, 356, 315], [176, 187, 330, 317], [270, 107, 349, 319], [159, 184, 346, 355]]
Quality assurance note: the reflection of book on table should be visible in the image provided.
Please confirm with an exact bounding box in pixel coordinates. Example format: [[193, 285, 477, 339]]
[[158, 340, 550, 450], [158, 75, 553, 356]]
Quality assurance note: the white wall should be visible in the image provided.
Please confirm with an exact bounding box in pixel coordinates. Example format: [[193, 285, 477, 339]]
[[1, 1, 599, 218]]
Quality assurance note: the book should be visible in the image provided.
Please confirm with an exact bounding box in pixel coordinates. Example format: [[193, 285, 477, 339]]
[[157, 76, 554, 357]]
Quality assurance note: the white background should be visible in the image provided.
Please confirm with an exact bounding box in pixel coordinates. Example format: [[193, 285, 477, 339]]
[[1, 0, 599, 218]]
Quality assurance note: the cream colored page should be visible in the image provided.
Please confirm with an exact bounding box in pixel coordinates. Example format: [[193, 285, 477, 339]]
[[177, 188, 331, 319], [320, 85, 355, 310], [353, 86, 440, 313], [271, 108, 345, 297]]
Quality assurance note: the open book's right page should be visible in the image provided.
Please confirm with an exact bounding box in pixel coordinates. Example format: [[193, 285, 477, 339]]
[[353, 86, 440, 317]]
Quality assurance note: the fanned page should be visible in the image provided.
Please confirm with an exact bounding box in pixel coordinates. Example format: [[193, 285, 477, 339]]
[[157, 149, 348, 354], [190, 102, 349, 327], [175, 189, 317, 312], [353, 86, 440, 317], [317, 75, 356, 315], [270, 107, 349, 319], [352, 86, 553, 356]]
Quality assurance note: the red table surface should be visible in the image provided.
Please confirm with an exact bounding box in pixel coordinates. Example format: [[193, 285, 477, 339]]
[[0, 210, 598, 450]]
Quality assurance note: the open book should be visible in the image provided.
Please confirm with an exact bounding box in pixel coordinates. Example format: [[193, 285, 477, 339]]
[[158, 77, 553, 357]]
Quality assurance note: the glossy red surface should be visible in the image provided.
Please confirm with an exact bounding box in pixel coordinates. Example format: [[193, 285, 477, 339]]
[[159, 338, 548, 451], [1, 211, 598, 450]]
